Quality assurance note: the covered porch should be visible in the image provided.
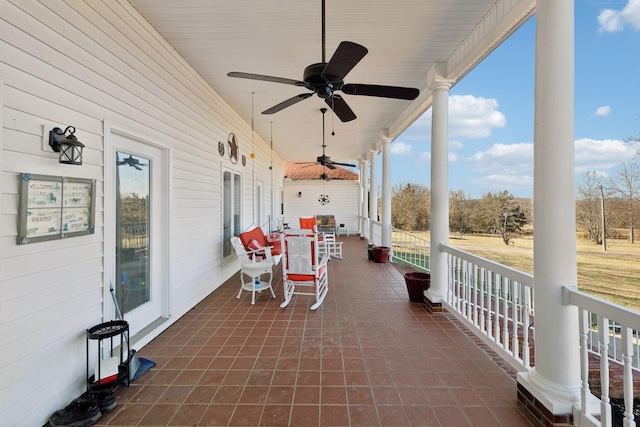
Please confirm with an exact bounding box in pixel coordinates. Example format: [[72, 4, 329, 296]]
[[95, 236, 532, 426]]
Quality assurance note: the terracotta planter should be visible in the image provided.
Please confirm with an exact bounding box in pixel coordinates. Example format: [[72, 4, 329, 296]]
[[404, 272, 431, 302], [372, 246, 390, 263]]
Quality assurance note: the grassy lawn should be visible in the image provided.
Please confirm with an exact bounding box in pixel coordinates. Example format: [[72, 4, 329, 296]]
[[439, 233, 640, 311]]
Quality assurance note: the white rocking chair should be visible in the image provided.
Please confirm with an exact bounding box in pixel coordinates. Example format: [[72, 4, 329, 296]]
[[280, 227, 329, 310], [230, 236, 277, 305]]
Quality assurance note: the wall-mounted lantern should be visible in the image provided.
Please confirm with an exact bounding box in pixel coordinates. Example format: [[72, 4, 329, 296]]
[[49, 126, 84, 165]]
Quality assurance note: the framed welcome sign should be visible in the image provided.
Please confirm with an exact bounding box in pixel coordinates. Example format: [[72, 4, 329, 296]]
[[18, 173, 96, 244]]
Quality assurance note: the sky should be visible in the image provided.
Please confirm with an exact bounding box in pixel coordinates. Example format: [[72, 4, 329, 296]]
[[387, 0, 640, 198]]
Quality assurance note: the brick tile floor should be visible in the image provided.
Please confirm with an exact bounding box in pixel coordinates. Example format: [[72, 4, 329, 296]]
[[95, 236, 533, 426]]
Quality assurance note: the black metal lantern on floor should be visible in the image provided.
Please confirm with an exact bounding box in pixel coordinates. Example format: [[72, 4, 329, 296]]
[[49, 126, 85, 165]]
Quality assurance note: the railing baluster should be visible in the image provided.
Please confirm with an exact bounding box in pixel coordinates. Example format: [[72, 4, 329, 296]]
[[579, 309, 592, 422], [473, 264, 479, 327], [522, 285, 531, 368], [494, 272, 501, 344], [487, 270, 493, 340], [622, 326, 635, 427], [599, 316, 612, 427], [502, 275, 509, 351], [512, 280, 519, 360], [479, 267, 486, 333]]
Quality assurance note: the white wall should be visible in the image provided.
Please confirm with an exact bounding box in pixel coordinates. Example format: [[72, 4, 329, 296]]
[[0, 1, 284, 425], [283, 179, 360, 233]]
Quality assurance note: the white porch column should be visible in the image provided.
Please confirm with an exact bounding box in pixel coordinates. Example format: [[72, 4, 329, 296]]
[[380, 132, 392, 247], [369, 149, 378, 243], [426, 76, 451, 304], [359, 159, 369, 237], [517, 0, 580, 415]]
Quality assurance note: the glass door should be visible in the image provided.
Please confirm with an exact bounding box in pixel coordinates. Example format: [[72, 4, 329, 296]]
[[108, 129, 168, 337], [115, 152, 151, 315]]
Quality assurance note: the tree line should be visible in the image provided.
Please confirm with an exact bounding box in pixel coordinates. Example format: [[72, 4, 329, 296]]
[[390, 157, 639, 246]]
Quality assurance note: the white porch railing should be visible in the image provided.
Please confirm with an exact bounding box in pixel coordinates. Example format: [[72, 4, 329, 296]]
[[563, 286, 640, 427], [441, 244, 534, 372], [391, 227, 430, 272], [440, 243, 640, 426]]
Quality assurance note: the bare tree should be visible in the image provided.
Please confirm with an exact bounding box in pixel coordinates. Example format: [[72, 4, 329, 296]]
[[609, 159, 640, 243], [576, 170, 615, 244], [449, 189, 473, 238], [391, 183, 430, 231], [474, 191, 527, 245]]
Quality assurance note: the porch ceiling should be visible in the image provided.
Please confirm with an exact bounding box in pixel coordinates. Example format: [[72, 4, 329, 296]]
[[130, 0, 535, 164]]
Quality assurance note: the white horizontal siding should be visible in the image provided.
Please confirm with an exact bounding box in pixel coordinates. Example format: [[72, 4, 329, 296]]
[[0, 0, 285, 425], [283, 180, 361, 232]]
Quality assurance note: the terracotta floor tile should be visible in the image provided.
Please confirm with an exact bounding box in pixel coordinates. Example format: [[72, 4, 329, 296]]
[[348, 405, 381, 427], [111, 237, 533, 426], [320, 404, 350, 426], [228, 404, 264, 426], [377, 405, 411, 427], [139, 403, 179, 425], [290, 405, 319, 427], [167, 403, 208, 426], [260, 404, 292, 426], [199, 403, 236, 426]]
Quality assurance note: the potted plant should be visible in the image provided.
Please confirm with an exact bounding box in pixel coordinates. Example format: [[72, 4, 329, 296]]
[[403, 271, 430, 302], [372, 246, 390, 263]]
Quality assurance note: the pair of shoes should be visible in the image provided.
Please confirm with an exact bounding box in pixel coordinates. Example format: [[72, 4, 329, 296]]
[[89, 390, 116, 414], [48, 397, 101, 427]]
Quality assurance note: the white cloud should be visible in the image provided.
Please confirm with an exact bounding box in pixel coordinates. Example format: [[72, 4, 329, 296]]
[[462, 139, 636, 195], [390, 141, 412, 155], [449, 140, 464, 150], [470, 174, 534, 194], [574, 138, 636, 172], [467, 142, 533, 175], [449, 95, 507, 139], [592, 105, 611, 116], [400, 94, 506, 141], [598, 0, 640, 33]]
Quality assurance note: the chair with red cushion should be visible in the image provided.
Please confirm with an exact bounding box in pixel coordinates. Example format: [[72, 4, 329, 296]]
[[230, 236, 277, 305], [299, 216, 317, 231], [280, 226, 329, 310]]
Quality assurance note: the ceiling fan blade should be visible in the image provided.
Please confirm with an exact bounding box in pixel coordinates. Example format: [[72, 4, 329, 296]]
[[341, 83, 420, 100], [227, 71, 306, 87], [325, 95, 356, 122], [332, 161, 357, 168], [324, 163, 336, 170], [321, 41, 368, 80], [262, 93, 313, 114]]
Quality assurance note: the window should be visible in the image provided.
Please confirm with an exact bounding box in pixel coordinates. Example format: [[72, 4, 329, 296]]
[[223, 170, 242, 258]]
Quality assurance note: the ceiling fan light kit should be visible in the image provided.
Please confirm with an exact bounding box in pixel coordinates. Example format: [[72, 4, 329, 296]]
[[227, 0, 419, 123]]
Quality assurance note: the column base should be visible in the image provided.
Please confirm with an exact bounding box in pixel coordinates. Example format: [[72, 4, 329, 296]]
[[423, 294, 444, 312], [517, 371, 578, 426]]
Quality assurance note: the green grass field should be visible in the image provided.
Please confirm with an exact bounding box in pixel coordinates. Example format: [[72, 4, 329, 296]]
[[440, 233, 640, 311]]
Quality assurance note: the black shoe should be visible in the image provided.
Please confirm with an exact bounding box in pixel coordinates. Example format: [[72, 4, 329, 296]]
[[89, 390, 116, 414], [48, 397, 101, 427]]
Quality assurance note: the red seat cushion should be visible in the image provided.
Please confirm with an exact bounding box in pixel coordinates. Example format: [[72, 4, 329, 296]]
[[287, 266, 325, 282]]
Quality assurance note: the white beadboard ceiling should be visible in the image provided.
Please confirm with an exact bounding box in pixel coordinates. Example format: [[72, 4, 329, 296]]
[[130, 0, 535, 164]]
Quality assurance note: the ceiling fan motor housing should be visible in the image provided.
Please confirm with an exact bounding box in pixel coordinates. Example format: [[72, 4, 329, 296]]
[[303, 63, 340, 98]]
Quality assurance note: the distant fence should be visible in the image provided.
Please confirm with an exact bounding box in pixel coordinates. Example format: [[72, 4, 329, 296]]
[[391, 228, 430, 272]]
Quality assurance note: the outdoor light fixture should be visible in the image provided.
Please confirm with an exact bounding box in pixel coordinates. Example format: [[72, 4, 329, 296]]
[[298, 191, 302, 198], [49, 126, 85, 165]]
